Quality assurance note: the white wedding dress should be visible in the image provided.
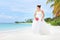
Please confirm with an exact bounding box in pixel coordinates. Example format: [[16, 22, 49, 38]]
[[32, 11, 50, 35]]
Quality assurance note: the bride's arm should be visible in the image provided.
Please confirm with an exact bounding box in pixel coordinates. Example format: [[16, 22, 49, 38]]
[[41, 10, 44, 21], [34, 11, 36, 18]]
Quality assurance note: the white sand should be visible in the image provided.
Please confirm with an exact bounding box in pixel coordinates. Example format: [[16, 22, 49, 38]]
[[0, 24, 60, 40]]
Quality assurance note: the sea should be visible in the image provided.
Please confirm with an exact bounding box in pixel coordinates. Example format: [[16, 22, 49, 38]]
[[0, 23, 32, 31]]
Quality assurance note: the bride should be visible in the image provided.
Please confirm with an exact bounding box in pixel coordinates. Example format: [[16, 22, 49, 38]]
[[32, 5, 50, 35]]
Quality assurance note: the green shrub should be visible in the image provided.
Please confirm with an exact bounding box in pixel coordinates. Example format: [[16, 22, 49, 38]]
[[45, 16, 60, 26], [44, 18, 52, 23]]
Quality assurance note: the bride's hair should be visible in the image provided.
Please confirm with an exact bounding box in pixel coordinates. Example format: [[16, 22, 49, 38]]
[[37, 5, 41, 8]]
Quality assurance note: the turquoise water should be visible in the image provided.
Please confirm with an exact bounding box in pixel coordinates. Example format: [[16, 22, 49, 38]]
[[0, 23, 32, 31]]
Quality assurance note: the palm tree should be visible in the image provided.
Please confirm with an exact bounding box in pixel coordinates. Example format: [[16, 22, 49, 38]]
[[46, 0, 60, 17]]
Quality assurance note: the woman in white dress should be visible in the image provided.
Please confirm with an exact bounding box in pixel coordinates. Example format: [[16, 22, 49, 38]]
[[32, 5, 50, 35]]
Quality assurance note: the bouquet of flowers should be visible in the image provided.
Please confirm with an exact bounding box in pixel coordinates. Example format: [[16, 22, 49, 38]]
[[35, 17, 39, 21]]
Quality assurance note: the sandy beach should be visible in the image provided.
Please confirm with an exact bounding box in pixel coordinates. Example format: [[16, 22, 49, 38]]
[[0, 24, 60, 40], [0, 27, 50, 40]]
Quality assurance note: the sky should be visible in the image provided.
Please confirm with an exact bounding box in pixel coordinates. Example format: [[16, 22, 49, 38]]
[[0, 0, 53, 23]]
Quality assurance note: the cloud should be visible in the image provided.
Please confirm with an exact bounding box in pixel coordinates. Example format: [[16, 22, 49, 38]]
[[0, 0, 53, 23], [0, 14, 19, 19], [0, 0, 40, 13], [0, 0, 47, 14]]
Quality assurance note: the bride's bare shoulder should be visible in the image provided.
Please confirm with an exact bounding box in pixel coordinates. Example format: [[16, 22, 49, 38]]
[[35, 10, 37, 12], [35, 10, 38, 13], [41, 9, 44, 12]]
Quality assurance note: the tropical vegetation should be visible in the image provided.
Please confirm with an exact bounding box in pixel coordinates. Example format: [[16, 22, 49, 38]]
[[47, 0, 60, 17], [45, 0, 60, 26], [15, 19, 33, 23], [45, 16, 60, 26]]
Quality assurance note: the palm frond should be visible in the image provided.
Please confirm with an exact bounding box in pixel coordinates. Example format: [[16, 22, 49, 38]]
[[50, 3, 54, 7], [46, 0, 60, 17], [46, 0, 54, 4]]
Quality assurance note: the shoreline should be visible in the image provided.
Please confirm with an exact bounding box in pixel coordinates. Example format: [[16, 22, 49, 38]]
[[0, 24, 60, 40], [0, 27, 50, 40], [15, 23, 32, 24]]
